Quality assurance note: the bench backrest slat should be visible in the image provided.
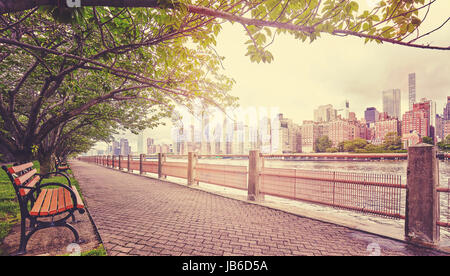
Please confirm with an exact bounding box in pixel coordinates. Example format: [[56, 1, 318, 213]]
[[14, 168, 37, 185], [8, 162, 34, 174], [2, 163, 39, 198]]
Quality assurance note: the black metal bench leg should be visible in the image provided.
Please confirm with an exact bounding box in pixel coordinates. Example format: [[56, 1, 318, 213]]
[[64, 223, 80, 243], [17, 217, 28, 255]]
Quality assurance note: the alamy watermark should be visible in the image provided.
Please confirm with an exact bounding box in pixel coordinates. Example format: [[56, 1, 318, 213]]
[[366, 242, 381, 256], [66, 0, 81, 8], [171, 105, 282, 153], [66, 243, 82, 256]]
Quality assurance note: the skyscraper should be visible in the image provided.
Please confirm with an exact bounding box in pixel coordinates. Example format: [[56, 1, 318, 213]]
[[119, 138, 130, 155], [137, 133, 144, 154], [313, 104, 337, 122], [408, 73, 416, 111], [382, 89, 401, 119], [414, 98, 436, 139], [364, 107, 379, 126], [443, 96, 450, 120]]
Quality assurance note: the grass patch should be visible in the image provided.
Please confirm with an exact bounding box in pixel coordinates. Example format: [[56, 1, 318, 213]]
[[60, 244, 107, 256], [0, 164, 20, 243], [81, 244, 107, 256]]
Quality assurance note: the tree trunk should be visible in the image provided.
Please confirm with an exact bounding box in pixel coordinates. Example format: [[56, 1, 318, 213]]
[[38, 153, 55, 175], [10, 149, 33, 165]]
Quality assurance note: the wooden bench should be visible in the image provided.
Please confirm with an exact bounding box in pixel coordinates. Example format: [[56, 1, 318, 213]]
[[2, 162, 85, 254], [55, 159, 70, 176]]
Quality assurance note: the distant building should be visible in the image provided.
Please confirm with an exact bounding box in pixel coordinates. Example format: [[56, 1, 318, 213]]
[[112, 140, 120, 155], [382, 89, 401, 119], [436, 114, 443, 142], [364, 107, 379, 126], [413, 98, 436, 140], [119, 138, 131, 155], [275, 114, 299, 153], [402, 109, 429, 139], [408, 73, 416, 111], [441, 96, 450, 141], [300, 121, 320, 153], [374, 118, 401, 141], [443, 120, 450, 140], [444, 96, 450, 120], [313, 104, 337, 123], [137, 134, 144, 154], [378, 111, 390, 121], [147, 138, 156, 154], [402, 132, 420, 149], [327, 119, 352, 147]]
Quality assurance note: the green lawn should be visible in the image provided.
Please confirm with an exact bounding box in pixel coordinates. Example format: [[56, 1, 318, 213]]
[[0, 162, 105, 256], [0, 163, 23, 250]]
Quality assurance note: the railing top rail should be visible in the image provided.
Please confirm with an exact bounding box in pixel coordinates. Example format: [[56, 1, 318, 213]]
[[261, 153, 408, 158]]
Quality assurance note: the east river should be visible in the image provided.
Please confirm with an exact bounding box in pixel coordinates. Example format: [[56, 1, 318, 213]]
[[195, 157, 450, 187]]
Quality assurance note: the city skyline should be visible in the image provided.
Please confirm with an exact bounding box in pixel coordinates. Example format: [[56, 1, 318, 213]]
[[95, 0, 450, 150]]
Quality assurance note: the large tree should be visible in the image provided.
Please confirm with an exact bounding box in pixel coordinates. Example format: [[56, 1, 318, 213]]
[[0, 5, 236, 172]]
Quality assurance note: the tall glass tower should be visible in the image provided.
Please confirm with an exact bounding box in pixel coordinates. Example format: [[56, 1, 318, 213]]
[[409, 73, 416, 111], [382, 89, 401, 119]]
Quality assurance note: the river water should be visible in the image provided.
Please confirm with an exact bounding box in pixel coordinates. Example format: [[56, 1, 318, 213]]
[[195, 158, 450, 187]]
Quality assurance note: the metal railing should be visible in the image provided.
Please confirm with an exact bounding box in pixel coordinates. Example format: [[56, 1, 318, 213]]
[[260, 168, 405, 219]]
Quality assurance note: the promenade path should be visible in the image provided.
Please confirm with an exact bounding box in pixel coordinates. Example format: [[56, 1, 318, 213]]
[[70, 160, 447, 256]]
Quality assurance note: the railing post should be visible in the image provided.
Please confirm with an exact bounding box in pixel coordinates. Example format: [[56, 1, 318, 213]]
[[118, 155, 122, 170], [127, 155, 131, 172], [112, 155, 116, 168], [187, 152, 198, 186], [405, 144, 440, 247], [107, 155, 110, 167], [248, 150, 263, 201], [140, 154, 145, 175]]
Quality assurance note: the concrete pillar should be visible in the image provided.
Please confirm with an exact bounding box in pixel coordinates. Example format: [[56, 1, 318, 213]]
[[187, 152, 198, 186], [405, 144, 440, 247], [248, 150, 263, 201]]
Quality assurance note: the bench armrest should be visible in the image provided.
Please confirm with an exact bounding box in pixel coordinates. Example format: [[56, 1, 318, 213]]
[[38, 171, 72, 187]]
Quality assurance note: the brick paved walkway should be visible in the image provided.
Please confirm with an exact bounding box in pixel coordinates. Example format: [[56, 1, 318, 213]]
[[71, 160, 447, 256]]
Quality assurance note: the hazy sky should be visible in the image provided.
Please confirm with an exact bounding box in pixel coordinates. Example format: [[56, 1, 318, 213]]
[[97, 0, 450, 151]]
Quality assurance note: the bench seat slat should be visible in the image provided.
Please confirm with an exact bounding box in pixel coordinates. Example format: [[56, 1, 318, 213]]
[[57, 187, 66, 213], [31, 187, 83, 216], [64, 189, 73, 209], [30, 189, 48, 216], [38, 189, 54, 216], [49, 188, 59, 215]]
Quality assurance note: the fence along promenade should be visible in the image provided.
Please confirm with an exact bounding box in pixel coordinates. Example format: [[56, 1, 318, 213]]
[[79, 145, 450, 248]]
